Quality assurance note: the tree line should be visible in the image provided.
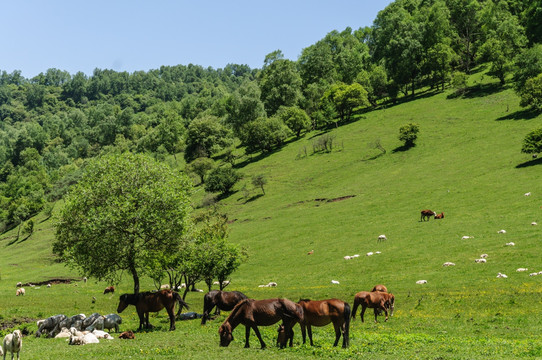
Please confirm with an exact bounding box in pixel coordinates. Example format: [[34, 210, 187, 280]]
[[1, 0, 542, 233]]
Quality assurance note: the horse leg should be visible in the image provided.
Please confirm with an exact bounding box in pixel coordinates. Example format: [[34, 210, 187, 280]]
[[383, 307, 389, 322], [300, 324, 307, 344], [332, 322, 341, 347], [137, 309, 145, 330], [360, 306, 366, 323], [307, 325, 314, 346], [252, 325, 267, 349], [244, 325, 251, 348], [374, 308, 379, 323], [166, 305, 176, 331]]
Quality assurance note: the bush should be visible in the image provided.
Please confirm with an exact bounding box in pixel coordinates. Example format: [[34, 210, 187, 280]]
[[204, 165, 240, 195], [521, 127, 542, 155], [398, 123, 420, 147], [519, 74, 542, 110]]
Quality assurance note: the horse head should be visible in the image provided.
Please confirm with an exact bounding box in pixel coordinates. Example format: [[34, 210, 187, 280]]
[[117, 294, 133, 313], [276, 324, 286, 347], [218, 323, 233, 347]]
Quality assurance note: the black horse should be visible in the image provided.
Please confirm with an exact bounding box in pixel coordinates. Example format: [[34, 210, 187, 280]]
[[201, 290, 248, 324]]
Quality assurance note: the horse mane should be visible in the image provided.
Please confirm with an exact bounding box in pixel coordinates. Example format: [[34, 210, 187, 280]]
[[224, 298, 251, 322], [298, 298, 311, 302]]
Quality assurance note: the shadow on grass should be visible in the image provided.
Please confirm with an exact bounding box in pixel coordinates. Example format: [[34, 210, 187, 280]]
[[515, 157, 542, 168], [244, 194, 263, 204], [496, 108, 541, 121], [447, 82, 506, 100], [392, 143, 416, 153]]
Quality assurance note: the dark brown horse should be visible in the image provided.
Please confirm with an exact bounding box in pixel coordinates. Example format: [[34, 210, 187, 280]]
[[420, 209, 436, 221], [201, 290, 248, 325], [218, 298, 303, 349], [117, 289, 189, 331], [352, 291, 395, 323], [278, 298, 351, 348]]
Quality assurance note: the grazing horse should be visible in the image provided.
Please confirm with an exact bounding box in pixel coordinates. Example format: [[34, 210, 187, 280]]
[[201, 290, 248, 325], [117, 289, 189, 331], [420, 209, 436, 221], [435, 212, 444, 219], [278, 299, 351, 348], [218, 298, 303, 349], [352, 291, 395, 323], [371, 284, 388, 293]]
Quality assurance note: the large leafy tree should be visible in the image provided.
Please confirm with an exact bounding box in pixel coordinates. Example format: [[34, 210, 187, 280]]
[[521, 127, 542, 155], [321, 83, 369, 126], [53, 153, 193, 294]]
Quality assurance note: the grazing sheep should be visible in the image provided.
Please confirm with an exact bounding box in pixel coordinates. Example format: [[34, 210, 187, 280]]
[[160, 284, 170, 290], [531, 222, 538, 226], [498, 229, 507, 234], [529, 272, 539, 277], [2, 330, 22, 360], [331, 280, 340, 284], [443, 262, 455, 266], [496, 273, 508, 278], [103, 314, 122, 333], [344, 256, 352, 260], [480, 254, 488, 258], [461, 236, 474, 240], [516, 268, 528, 272], [475, 259, 487, 263], [366, 252, 374, 256], [416, 280, 427, 284], [15, 288, 25, 296], [378, 234, 387, 242], [505, 242, 515, 246], [524, 192, 531, 196]]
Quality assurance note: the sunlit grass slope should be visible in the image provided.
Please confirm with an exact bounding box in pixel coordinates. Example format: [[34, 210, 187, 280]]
[[1, 75, 542, 358]]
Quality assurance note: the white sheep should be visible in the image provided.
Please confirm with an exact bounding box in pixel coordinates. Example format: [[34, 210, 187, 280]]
[[539, 271, 542, 275], [480, 254, 488, 258], [475, 259, 487, 263], [416, 280, 427, 284], [267, 282, 277, 287], [343, 256, 352, 260], [529, 272, 539, 277], [531, 222, 538, 226], [498, 229, 507, 234], [2, 329, 22, 360], [160, 284, 170, 290], [461, 236, 474, 240], [375, 251, 381, 254], [352, 254, 360, 258], [366, 252, 374, 256], [92, 330, 114, 340], [443, 262, 455, 266], [505, 242, 515, 246], [331, 280, 340, 285], [378, 234, 387, 242], [516, 268, 528, 272], [54, 327, 72, 339], [496, 272, 508, 278], [524, 192, 531, 196], [15, 288, 25, 296]]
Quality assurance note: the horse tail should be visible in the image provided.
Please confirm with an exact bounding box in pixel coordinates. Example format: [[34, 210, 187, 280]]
[[351, 296, 359, 319], [343, 302, 351, 348], [174, 291, 190, 311]]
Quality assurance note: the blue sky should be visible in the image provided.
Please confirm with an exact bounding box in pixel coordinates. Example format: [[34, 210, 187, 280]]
[[1, 1, 393, 78]]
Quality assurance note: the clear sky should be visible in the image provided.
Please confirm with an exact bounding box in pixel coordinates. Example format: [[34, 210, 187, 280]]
[[1, 1, 393, 78]]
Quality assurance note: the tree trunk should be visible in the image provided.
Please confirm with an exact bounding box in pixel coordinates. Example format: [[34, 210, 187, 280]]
[[131, 267, 140, 295]]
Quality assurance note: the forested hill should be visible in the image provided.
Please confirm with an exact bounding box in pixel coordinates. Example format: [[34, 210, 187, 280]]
[[1, 0, 542, 233]]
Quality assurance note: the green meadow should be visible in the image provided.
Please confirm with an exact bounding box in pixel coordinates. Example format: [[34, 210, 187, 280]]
[[1, 74, 542, 359]]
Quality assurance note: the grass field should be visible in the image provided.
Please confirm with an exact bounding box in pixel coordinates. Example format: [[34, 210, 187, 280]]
[[1, 73, 542, 359]]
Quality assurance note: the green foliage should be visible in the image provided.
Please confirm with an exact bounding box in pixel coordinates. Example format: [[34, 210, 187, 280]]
[[251, 174, 267, 195], [519, 74, 542, 110], [513, 44, 542, 91], [53, 153, 193, 293], [184, 115, 233, 162], [398, 123, 420, 147], [258, 58, 303, 116], [451, 71, 469, 96], [187, 157, 215, 184], [240, 117, 291, 154], [322, 83, 369, 126], [277, 106, 311, 137], [204, 165, 240, 195], [521, 126, 542, 154]]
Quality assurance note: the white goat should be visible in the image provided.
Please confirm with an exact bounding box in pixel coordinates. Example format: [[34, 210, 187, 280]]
[[496, 272, 508, 278], [498, 229, 507, 234], [331, 280, 340, 284], [343, 256, 352, 260], [505, 242, 515, 246], [443, 262, 455, 266], [461, 236, 474, 240], [475, 258, 487, 263], [366, 252, 374, 256], [416, 280, 427, 284], [524, 192, 531, 196], [2, 329, 22, 360], [529, 272, 539, 277], [378, 234, 387, 242], [516, 268, 528, 272], [531, 222, 538, 226]]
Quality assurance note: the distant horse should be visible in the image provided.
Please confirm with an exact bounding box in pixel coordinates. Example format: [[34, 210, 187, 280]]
[[201, 290, 248, 325], [352, 291, 395, 323], [278, 298, 351, 348], [371, 284, 388, 293], [117, 289, 189, 331], [218, 298, 303, 349], [420, 209, 436, 221]]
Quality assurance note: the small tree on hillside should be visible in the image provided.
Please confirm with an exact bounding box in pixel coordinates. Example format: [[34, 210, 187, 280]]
[[187, 157, 215, 185], [521, 127, 542, 155], [398, 123, 420, 148], [519, 74, 542, 111], [252, 174, 267, 195], [204, 165, 240, 195]]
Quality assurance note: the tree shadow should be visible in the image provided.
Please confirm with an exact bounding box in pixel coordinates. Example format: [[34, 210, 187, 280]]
[[515, 157, 542, 168], [392, 143, 416, 153], [496, 108, 541, 121], [452, 82, 506, 99], [243, 194, 263, 204]]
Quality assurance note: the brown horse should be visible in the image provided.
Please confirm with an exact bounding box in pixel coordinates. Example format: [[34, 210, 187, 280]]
[[278, 298, 351, 348], [352, 291, 395, 323], [371, 284, 388, 293], [201, 290, 248, 325], [420, 209, 436, 221], [117, 289, 189, 331], [218, 298, 303, 349]]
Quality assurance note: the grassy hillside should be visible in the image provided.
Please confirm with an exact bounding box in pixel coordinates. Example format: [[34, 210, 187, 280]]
[[1, 74, 542, 359]]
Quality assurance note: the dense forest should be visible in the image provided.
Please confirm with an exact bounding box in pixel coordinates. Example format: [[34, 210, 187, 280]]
[[1, 0, 541, 233]]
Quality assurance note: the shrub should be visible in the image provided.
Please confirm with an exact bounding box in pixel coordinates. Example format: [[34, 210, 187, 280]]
[[204, 165, 240, 195], [398, 123, 420, 147]]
